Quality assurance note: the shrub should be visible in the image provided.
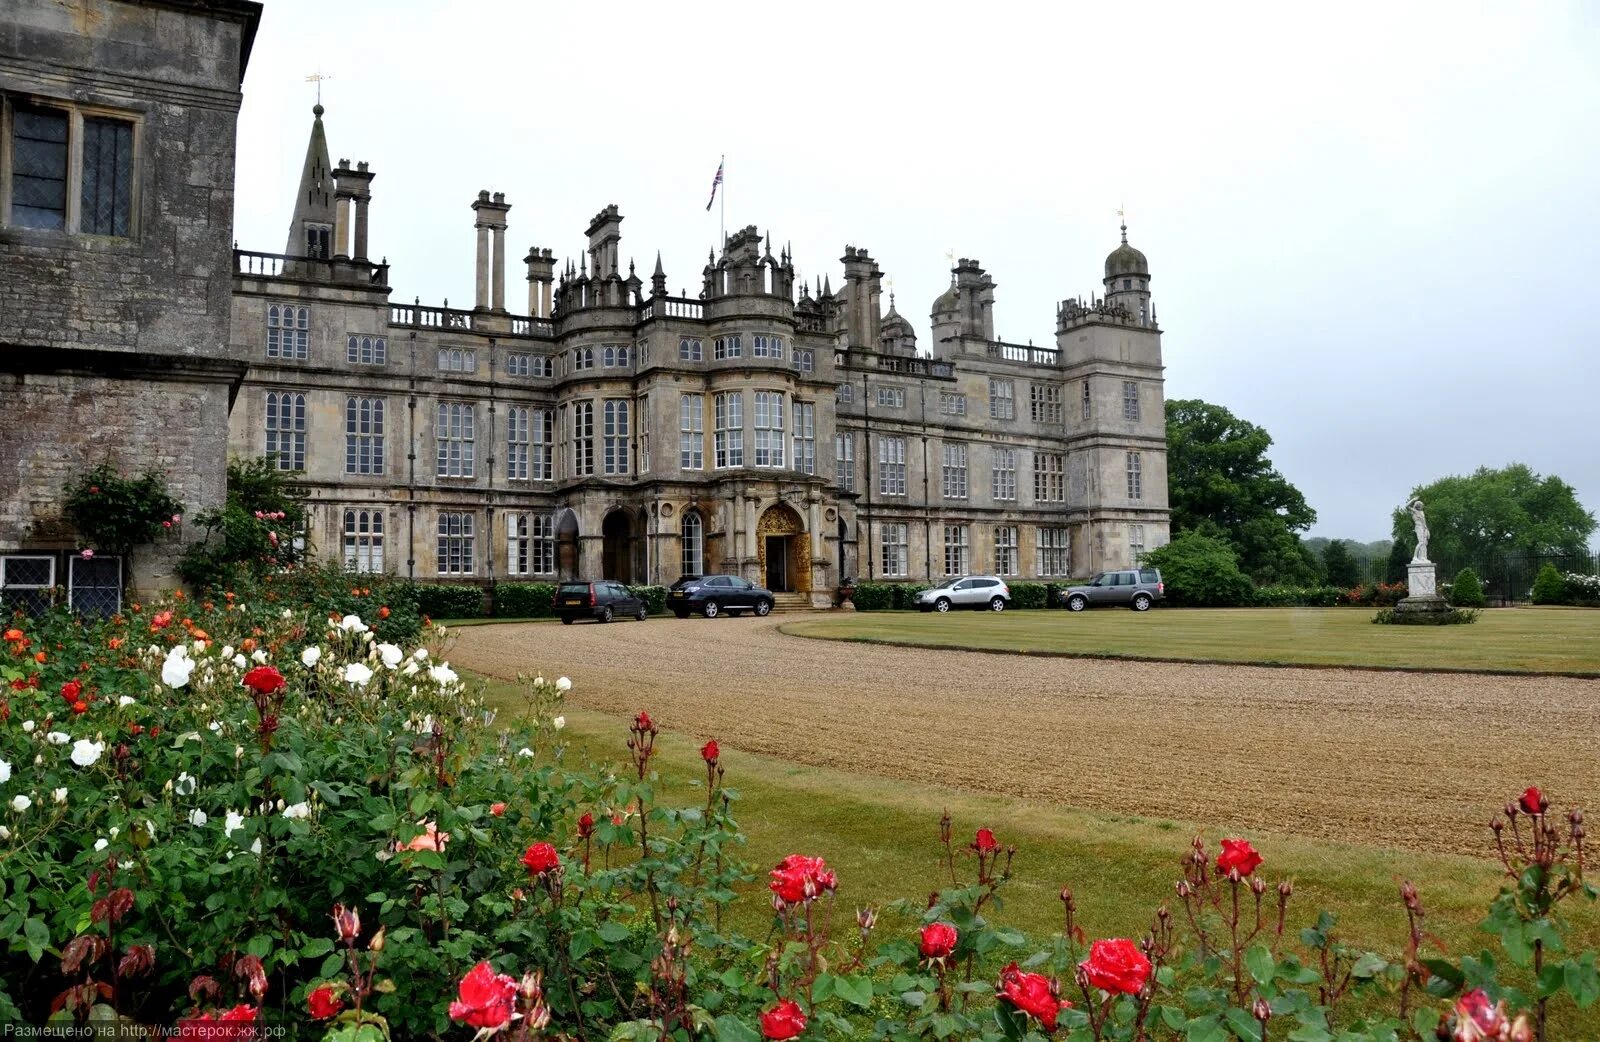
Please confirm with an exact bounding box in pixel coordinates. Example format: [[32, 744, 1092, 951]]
[[1142, 531, 1254, 606], [1451, 568, 1487, 608], [891, 583, 930, 610], [178, 457, 309, 590], [242, 562, 425, 646], [626, 584, 667, 615], [1008, 582, 1048, 609], [850, 581, 895, 611], [1254, 585, 1341, 607], [493, 582, 559, 618], [1564, 572, 1600, 605], [1374, 606, 1480, 625], [62, 464, 185, 556], [1532, 563, 1567, 605], [412, 582, 486, 619]]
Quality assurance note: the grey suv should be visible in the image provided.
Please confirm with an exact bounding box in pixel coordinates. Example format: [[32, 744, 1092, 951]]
[[915, 576, 1011, 613], [1059, 568, 1164, 612]]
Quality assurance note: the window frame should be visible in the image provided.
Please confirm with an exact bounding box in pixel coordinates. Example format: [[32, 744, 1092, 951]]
[[943, 524, 970, 577], [1126, 451, 1143, 501], [343, 509, 385, 573], [878, 436, 907, 497], [941, 442, 968, 500], [681, 510, 705, 577], [0, 554, 57, 616], [753, 390, 785, 468], [791, 400, 816, 475], [994, 525, 1019, 577], [2, 96, 142, 238], [991, 446, 1017, 501], [435, 401, 476, 479], [835, 433, 855, 492], [344, 396, 386, 476], [436, 511, 477, 576], [989, 378, 1016, 420], [266, 304, 310, 361], [265, 391, 307, 471], [880, 522, 909, 578], [346, 334, 387, 366], [68, 554, 122, 618]]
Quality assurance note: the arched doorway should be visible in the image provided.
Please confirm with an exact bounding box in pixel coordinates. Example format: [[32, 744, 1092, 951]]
[[554, 509, 579, 579], [757, 503, 808, 593], [601, 510, 633, 583]]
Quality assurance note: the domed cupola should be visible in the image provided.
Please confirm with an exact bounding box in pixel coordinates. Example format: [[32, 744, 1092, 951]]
[[1102, 222, 1154, 326], [1104, 222, 1149, 281], [880, 293, 917, 355]]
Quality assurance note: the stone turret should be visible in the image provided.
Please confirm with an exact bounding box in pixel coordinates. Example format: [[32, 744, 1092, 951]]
[[650, 251, 667, 298], [879, 292, 916, 355], [1102, 222, 1153, 327], [285, 104, 335, 258]]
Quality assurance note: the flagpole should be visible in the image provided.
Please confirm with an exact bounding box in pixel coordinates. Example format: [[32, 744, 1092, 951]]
[[719, 154, 725, 249]]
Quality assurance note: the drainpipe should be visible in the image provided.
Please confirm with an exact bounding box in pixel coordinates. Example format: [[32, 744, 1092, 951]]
[[861, 369, 873, 579]]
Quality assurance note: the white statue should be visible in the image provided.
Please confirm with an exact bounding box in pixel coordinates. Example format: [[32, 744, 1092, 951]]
[[1408, 498, 1430, 564]]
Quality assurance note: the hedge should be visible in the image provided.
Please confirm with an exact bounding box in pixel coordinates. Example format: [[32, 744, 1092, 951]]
[[627, 584, 668, 615], [1253, 585, 1342, 608], [1009, 582, 1048, 609], [412, 582, 486, 619], [494, 582, 559, 618]]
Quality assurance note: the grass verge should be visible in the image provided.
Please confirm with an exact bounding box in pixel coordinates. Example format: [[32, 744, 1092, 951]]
[[782, 606, 1600, 674]]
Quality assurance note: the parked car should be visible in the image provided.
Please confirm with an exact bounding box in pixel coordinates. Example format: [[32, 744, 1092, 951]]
[[668, 574, 775, 619], [1058, 568, 1165, 612], [554, 580, 648, 624], [915, 576, 1011, 613]]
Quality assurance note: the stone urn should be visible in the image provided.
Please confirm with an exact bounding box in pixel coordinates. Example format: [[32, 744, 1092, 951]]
[[836, 580, 857, 611]]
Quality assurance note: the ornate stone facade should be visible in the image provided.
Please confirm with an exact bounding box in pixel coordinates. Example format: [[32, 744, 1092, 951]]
[[225, 107, 1171, 604]]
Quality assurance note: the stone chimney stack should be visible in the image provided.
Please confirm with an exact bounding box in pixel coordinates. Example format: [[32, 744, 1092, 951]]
[[841, 246, 883, 349], [334, 159, 375, 261], [524, 247, 555, 318], [585, 204, 624, 279], [471, 190, 512, 312]]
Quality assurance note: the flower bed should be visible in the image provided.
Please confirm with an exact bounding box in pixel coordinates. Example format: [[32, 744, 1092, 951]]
[[1, 594, 1596, 1040]]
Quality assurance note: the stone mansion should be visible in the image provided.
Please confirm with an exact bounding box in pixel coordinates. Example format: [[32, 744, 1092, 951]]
[[228, 106, 1170, 605]]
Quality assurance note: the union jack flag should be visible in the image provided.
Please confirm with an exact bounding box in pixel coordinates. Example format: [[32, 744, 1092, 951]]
[[705, 157, 724, 212]]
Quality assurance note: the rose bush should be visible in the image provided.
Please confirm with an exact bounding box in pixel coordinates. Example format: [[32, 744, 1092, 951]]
[[2, 591, 1599, 1041]]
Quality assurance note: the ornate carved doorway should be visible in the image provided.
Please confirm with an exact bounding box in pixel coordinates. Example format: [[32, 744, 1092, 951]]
[[756, 503, 808, 593]]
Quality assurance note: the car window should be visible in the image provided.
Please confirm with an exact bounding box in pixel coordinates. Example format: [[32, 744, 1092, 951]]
[[978, 579, 997, 589], [1120, 574, 1136, 586], [1090, 574, 1107, 586], [1140, 570, 1159, 583], [558, 583, 589, 596], [707, 576, 727, 588]]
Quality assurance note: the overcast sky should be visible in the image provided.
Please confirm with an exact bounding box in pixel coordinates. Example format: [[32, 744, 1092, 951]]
[[231, 1, 1599, 543]]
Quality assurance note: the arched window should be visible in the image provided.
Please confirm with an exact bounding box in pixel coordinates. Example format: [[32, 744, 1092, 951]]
[[681, 510, 704, 579]]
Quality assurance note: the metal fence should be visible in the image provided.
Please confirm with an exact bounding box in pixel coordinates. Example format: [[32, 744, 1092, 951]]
[[1478, 552, 1600, 605]]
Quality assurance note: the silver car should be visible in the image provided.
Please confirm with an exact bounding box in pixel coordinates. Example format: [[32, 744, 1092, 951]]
[[916, 575, 1011, 613]]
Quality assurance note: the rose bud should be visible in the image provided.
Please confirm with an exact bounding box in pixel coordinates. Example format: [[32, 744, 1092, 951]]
[[1250, 876, 1267, 896], [368, 926, 385, 952], [1253, 998, 1272, 1022], [1278, 880, 1293, 899], [332, 903, 360, 944]]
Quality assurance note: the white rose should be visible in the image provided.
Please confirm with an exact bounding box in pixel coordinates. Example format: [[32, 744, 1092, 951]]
[[53, 787, 67, 805], [208, 721, 222, 733], [300, 646, 322, 667], [10, 794, 30, 812], [220, 645, 235, 659], [281, 608, 294, 619], [0, 826, 12, 840], [0, 758, 9, 783], [338, 614, 369, 634], [516, 747, 535, 758], [192, 640, 207, 654], [109, 826, 119, 838], [376, 643, 403, 669], [534, 675, 545, 686], [161, 646, 195, 689], [145, 820, 156, 840], [46, 732, 70, 746], [188, 809, 207, 827], [552, 716, 566, 731], [94, 837, 108, 851], [117, 696, 135, 707], [20, 721, 34, 733], [250, 838, 262, 855], [251, 649, 268, 663], [401, 660, 419, 676], [555, 677, 572, 692], [224, 810, 245, 837], [427, 664, 459, 689], [70, 740, 104, 767], [343, 662, 374, 688], [282, 802, 310, 819], [232, 655, 247, 669], [412, 648, 429, 661], [176, 772, 196, 795]]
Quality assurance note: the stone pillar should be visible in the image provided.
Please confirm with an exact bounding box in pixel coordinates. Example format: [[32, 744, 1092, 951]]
[[334, 160, 375, 262], [808, 499, 821, 558], [333, 195, 351, 259], [474, 222, 490, 310], [579, 535, 603, 578], [491, 225, 507, 312], [744, 497, 758, 566], [353, 198, 371, 260]]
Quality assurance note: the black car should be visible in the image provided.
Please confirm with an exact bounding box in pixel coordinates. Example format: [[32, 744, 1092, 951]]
[[668, 574, 775, 619], [554, 580, 648, 624]]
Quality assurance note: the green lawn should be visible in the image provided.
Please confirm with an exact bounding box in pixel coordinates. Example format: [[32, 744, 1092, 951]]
[[477, 683, 1600, 1032], [782, 606, 1600, 674]]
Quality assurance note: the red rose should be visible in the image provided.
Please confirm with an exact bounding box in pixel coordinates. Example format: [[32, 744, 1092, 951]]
[[219, 1005, 257, 1022], [760, 998, 807, 1041], [1216, 838, 1263, 878], [61, 679, 83, 703], [448, 961, 517, 1030], [578, 812, 595, 839], [702, 739, 720, 764], [997, 962, 1070, 1031], [522, 841, 560, 877], [379, 606, 391, 619], [920, 922, 958, 961], [1080, 938, 1152, 995], [1519, 787, 1544, 815], [490, 802, 507, 817], [71, 701, 87, 715], [635, 710, 654, 731], [974, 827, 999, 853], [1454, 989, 1508, 1036], [769, 854, 838, 908], [306, 984, 343, 1020], [242, 666, 286, 696]]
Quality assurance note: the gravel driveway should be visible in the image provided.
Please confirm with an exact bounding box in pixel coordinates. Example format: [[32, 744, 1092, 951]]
[[448, 614, 1600, 855]]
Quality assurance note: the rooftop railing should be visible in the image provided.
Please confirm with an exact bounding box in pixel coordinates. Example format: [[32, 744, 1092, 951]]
[[233, 249, 389, 287]]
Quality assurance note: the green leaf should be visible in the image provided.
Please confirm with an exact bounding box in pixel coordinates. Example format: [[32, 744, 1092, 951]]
[[713, 1014, 761, 1042], [1350, 952, 1388, 979], [1245, 944, 1275, 986], [22, 918, 49, 963], [569, 929, 601, 961], [834, 974, 874, 1009], [1422, 958, 1465, 990], [1184, 1015, 1230, 1042], [597, 921, 631, 943], [1223, 1007, 1262, 1040], [1566, 953, 1600, 1007], [1411, 1007, 1442, 1036], [1285, 1028, 1333, 1042], [899, 990, 927, 1008], [301, 937, 335, 959]]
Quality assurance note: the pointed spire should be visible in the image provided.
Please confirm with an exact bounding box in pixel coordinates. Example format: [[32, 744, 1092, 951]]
[[653, 250, 665, 277], [285, 103, 336, 256], [822, 274, 832, 297], [628, 257, 636, 276]]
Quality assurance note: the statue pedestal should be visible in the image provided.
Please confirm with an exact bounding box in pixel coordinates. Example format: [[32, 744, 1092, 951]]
[[1396, 561, 1450, 614]]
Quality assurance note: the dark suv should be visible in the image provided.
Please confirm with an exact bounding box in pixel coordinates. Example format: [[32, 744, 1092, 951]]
[[668, 575, 775, 619], [554, 580, 648, 624], [1058, 568, 1165, 612]]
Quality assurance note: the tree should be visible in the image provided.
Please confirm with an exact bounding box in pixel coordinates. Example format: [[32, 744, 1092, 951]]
[[179, 456, 310, 590], [1165, 399, 1319, 584], [1531, 563, 1567, 605], [1141, 530, 1256, 607], [1385, 538, 1411, 583], [1391, 464, 1596, 577], [1451, 568, 1486, 608], [1321, 539, 1361, 588]]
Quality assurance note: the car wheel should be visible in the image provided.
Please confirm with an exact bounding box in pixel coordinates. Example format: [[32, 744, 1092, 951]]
[[1132, 593, 1152, 612], [598, 606, 613, 623], [755, 599, 772, 617], [1068, 595, 1088, 612], [560, 616, 574, 625], [636, 608, 648, 621], [702, 601, 720, 619], [989, 597, 1007, 612], [934, 597, 951, 613]]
